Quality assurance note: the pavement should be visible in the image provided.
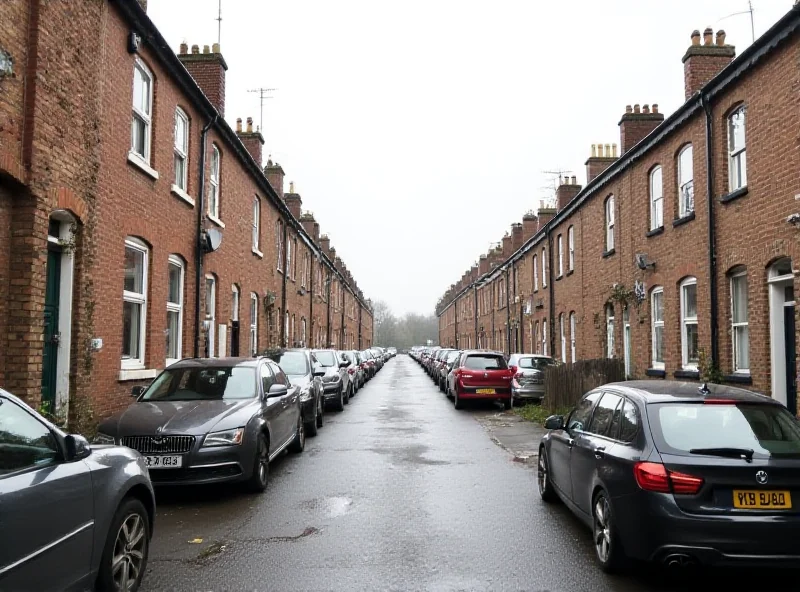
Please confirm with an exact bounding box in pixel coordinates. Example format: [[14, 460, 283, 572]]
[[139, 355, 796, 592]]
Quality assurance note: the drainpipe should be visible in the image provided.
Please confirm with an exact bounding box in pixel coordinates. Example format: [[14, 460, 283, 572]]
[[280, 220, 288, 347], [505, 266, 511, 354], [340, 288, 346, 347], [473, 285, 478, 349], [491, 281, 496, 350], [358, 302, 362, 349], [193, 113, 219, 358], [547, 229, 555, 357], [326, 271, 332, 347], [309, 258, 314, 348], [701, 93, 720, 369], [454, 298, 459, 348]]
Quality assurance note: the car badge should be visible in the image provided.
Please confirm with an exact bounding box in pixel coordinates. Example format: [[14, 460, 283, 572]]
[[155, 426, 164, 433], [484, 372, 488, 378], [756, 470, 768, 485], [151, 437, 166, 445]]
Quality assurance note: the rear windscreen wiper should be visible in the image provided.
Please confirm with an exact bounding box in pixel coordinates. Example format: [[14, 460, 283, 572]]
[[689, 447, 754, 462]]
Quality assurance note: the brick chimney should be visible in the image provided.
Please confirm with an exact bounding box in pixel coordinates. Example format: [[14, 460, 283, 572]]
[[522, 211, 538, 242], [502, 233, 512, 258], [683, 29, 735, 100], [585, 143, 618, 183], [236, 116, 264, 165], [329, 246, 337, 263], [283, 181, 302, 219], [470, 264, 479, 282], [537, 201, 557, 227], [619, 104, 665, 154], [479, 254, 489, 275], [264, 157, 285, 199], [178, 43, 227, 116], [556, 176, 582, 210], [300, 211, 317, 241], [511, 223, 523, 251], [319, 234, 331, 256], [312, 221, 320, 243]]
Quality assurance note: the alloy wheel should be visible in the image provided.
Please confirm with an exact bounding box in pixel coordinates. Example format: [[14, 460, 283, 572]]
[[111, 512, 147, 591], [256, 438, 268, 485], [594, 496, 612, 564], [537, 455, 547, 495]]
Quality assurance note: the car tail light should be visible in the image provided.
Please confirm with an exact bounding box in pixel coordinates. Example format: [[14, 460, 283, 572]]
[[634, 462, 703, 495], [348, 368, 355, 375]]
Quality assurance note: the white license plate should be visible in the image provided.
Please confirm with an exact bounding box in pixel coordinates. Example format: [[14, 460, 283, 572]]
[[144, 455, 183, 469]]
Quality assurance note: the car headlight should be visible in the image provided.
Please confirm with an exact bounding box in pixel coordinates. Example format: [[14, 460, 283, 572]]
[[93, 432, 115, 445], [202, 428, 245, 448], [299, 386, 312, 401]]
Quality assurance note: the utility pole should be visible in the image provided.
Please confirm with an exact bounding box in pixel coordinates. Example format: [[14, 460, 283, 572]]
[[247, 88, 277, 135], [717, 1, 756, 44], [541, 168, 573, 209]]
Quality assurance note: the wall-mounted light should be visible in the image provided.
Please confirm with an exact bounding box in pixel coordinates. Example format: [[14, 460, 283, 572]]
[[0, 48, 14, 79]]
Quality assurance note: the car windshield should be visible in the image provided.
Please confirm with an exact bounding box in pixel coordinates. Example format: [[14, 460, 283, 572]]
[[650, 402, 800, 458], [446, 351, 460, 363], [463, 355, 507, 370], [516, 356, 555, 370], [141, 367, 256, 401], [274, 351, 309, 377], [314, 351, 337, 367]]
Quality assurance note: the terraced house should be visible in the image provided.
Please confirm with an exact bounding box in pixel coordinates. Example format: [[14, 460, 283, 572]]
[[438, 9, 800, 413], [0, 0, 373, 427]]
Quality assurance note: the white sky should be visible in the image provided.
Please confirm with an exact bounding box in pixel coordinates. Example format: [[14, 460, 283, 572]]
[[148, 0, 793, 316]]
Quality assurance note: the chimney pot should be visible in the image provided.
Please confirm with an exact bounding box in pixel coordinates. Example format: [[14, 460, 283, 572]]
[[203, 44, 211, 54], [179, 42, 188, 55], [571, 175, 576, 185], [716, 29, 726, 46], [605, 143, 611, 156], [633, 104, 641, 114], [289, 181, 295, 193], [612, 143, 618, 157], [643, 104, 650, 114], [703, 27, 713, 45], [191, 44, 200, 54], [625, 105, 633, 113], [652, 104, 659, 114], [691, 30, 701, 45], [212, 42, 220, 53], [236, 118, 242, 132], [591, 144, 597, 157], [246, 117, 253, 133]]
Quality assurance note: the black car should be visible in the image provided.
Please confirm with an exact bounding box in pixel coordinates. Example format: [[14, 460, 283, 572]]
[[97, 357, 305, 491], [312, 350, 351, 411], [538, 380, 800, 572], [266, 348, 324, 437]]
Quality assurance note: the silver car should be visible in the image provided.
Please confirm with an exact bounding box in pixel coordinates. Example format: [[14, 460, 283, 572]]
[[507, 353, 557, 402], [0, 389, 155, 592]]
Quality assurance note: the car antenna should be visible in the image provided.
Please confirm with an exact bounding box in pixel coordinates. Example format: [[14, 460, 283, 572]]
[[699, 383, 710, 396]]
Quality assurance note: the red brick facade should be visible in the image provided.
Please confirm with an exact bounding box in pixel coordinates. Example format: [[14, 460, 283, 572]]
[[0, 0, 372, 427], [438, 12, 800, 413]]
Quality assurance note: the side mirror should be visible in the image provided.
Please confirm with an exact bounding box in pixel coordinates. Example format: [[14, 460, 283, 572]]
[[65, 434, 91, 461], [267, 384, 289, 398], [131, 386, 146, 398], [339, 360, 349, 368], [509, 365, 517, 375], [544, 415, 565, 430], [313, 366, 326, 377]]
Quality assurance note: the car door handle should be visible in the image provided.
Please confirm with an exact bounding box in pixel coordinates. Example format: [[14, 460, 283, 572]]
[[594, 446, 606, 459], [566, 438, 574, 448]]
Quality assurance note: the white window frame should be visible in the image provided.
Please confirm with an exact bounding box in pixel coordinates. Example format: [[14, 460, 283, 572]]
[[605, 195, 615, 251], [569, 312, 576, 363], [678, 144, 694, 217], [542, 247, 547, 287], [559, 313, 566, 362], [606, 304, 615, 359], [542, 319, 548, 356], [534, 321, 539, 354], [173, 108, 189, 191], [557, 234, 564, 277], [130, 59, 153, 163], [533, 254, 539, 291], [568, 226, 574, 272], [284, 311, 290, 347], [250, 293, 258, 356], [730, 271, 750, 374], [166, 255, 184, 366], [301, 318, 307, 346], [252, 196, 261, 252], [728, 105, 747, 192], [680, 277, 699, 370], [208, 146, 221, 220], [205, 274, 217, 357], [231, 285, 240, 322], [650, 166, 663, 230], [286, 235, 293, 279], [276, 221, 284, 272], [122, 238, 149, 369], [651, 287, 664, 369]]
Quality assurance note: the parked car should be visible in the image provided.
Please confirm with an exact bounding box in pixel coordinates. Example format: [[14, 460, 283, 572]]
[[96, 357, 305, 492], [312, 349, 351, 411], [507, 353, 557, 403], [342, 350, 365, 393], [369, 347, 385, 370], [0, 388, 155, 591], [265, 348, 324, 437], [438, 350, 461, 392], [448, 350, 513, 410], [361, 349, 377, 380], [538, 380, 800, 573], [431, 348, 455, 383]]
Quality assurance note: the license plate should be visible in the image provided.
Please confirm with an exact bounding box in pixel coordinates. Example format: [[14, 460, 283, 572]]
[[476, 388, 496, 394], [733, 489, 792, 509], [144, 455, 183, 469]]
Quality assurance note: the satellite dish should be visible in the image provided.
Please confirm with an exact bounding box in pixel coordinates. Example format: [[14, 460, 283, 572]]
[[202, 227, 223, 253]]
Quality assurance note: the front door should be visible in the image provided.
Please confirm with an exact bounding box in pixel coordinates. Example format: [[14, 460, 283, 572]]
[[41, 248, 61, 413], [785, 303, 797, 415]]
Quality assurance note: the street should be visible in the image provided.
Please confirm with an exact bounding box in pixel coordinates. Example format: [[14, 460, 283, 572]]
[[141, 356, 795, 592]]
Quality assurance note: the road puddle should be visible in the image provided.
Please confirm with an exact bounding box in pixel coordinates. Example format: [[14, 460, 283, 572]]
[[300, 496, 353, 517]]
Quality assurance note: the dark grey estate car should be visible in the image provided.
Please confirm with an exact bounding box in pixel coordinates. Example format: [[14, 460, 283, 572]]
[[265, 348, 324, 436], [96, 357, 304, 491], [312, 350, 351, 411], [0, 389, 155, 592]]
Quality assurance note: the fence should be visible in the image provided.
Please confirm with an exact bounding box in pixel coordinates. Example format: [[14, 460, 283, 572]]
[[543, 358, 626, 412]]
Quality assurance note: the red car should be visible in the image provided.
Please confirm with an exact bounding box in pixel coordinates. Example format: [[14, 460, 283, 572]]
[[449, 350, 513, 410]]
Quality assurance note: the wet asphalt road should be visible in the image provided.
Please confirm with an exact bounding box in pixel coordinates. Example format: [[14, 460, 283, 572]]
[[141, 356, 795, 592]]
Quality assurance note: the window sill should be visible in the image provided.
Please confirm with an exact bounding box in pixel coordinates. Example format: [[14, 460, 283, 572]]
[[673, 369, 699, 380], [555, 274, 563, 281], [724, 373, 752, 385], [127, 152, 159, 180], [646, 226, 664, 238], [566, 269, 574, 277], [720, 186, 749, 204], [252, 247, 263, 259], [171, 184, 195, 206], [208, 214, 226, 228], [602, 248, 616, 259], [672, 212, 696, 227], [119, 368, 158, 382], [646, 368, 666, 378]]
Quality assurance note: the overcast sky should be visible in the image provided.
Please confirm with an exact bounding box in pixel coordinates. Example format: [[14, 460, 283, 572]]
[[148, 0, 792, 316]]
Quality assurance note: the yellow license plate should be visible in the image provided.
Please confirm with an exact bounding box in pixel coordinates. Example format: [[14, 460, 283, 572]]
[[733, 490, 792, 509], [476, 388, 496, 394]]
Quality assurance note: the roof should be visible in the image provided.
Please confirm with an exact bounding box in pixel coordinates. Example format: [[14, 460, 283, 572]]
[[607, 380, 775, 405]]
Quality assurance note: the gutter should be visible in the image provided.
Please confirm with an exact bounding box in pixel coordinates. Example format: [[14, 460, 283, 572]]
[[193, 114, 219, 358], [701, 94, 720, 369]]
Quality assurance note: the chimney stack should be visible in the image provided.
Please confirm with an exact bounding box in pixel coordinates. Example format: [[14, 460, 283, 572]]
[[619, 103, 665, 154], [502, 233, 512, 258], [178, 42, 228, 116], [264, 157, 285, 199], [556, 175, 582, 210], [511, 223, 524, 251], [537, 200, 557, 228], [522, 211, 538, 242], [283, 182, 302, 219], [479, 254, 489, 275], [236, 116, 265, 165], [300, 211, 318, 242], [319, 234, 331, 256], [585, 143, 618, 183], [683, 28, 735, 100]]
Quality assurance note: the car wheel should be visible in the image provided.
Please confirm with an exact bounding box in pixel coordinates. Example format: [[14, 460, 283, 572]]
[[537, 447, 558, 503], [96, 497, 150, 592], [289, 414, 305, 454], [246, 433, 269, 493], [334, 386, 345, 411], [593, 490, 626, 573], [454, 388, 464, 410], [344, 384, 351, 405], [316, 397, 324, 428], [502, 398, 512, 411]]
